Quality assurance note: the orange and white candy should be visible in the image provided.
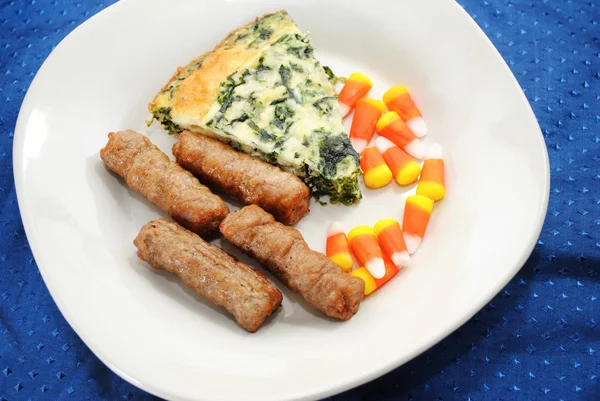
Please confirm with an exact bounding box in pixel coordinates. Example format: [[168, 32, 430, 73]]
[[376, 111, 426, 159], [374, 218, 411, 267], [375, 137, 422, 186], [417, 143, 446, 201], [348, 225, 385, 279], [351, 255, 399, 296], [402, 195, 434, 254], [360, 146, 393, 189], [349, 98, 386, 153], [383, 85, 428, 138], [326, 222, 353, 272], [338, 72, 373, 118]]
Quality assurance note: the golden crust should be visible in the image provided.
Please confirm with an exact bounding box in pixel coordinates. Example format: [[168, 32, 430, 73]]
[[149, 10, 298, 121]]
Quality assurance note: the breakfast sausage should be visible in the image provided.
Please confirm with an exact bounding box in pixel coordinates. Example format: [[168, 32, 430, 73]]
[[173, 131, 310, 225], [134, 218, 282, 332], [101, 130, 229, 237], [220, 205, 364, 320]]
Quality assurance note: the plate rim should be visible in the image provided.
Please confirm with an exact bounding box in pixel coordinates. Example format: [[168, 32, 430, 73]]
[[12, 0, 551, 400]]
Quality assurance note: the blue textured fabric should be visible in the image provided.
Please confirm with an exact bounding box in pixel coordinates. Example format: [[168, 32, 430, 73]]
[[0, 0, 598, 399]]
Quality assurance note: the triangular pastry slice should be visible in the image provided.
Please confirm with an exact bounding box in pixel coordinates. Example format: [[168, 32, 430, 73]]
[[149, 10, 362, 204]]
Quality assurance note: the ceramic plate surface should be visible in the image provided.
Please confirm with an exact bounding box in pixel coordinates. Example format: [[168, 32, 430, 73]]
[[14, 0, 549, 400]]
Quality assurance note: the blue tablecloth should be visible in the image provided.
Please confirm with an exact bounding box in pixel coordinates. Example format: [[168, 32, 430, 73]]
[[1, 0, 598, 399]]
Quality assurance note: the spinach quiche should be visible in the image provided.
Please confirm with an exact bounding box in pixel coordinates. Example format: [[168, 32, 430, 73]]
[[149, 10, 361, 205]]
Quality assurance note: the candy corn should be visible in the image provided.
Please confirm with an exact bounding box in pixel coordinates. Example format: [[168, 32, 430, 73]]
[[375, 137, 422, 186], [417, 143, 446, 201], [403, 195, 434, 254], [374, 218, 411, 267], [383, 85, 428, 138], [338, 72, 373, 118], [326, 222, 353, 272], [351, 255, 399, 296], [348, 225, 385, 279], [376, 111, 426, 159], [349, 98, 386, 153], [360, 146, 393, 189]]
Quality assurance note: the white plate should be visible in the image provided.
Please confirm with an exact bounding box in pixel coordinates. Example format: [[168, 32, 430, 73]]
[[13, 0, 550, 400]]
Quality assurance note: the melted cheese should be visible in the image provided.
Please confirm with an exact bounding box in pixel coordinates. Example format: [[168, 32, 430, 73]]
[[151, 11, 362, 204]]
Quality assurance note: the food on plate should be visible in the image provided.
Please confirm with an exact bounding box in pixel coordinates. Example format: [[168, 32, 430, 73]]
[[173, 131, 310, 225], [416, 143, 445, 201], [376, 111, 426, 159], [403, 195, 434, 254], [95, 7, 445, 317], [349, 98, 386, 153], [347, 226, 386, 279], [337, 72, 373, 118], [100, 130, 229, 237], [374, 218, 411, 268], [351, 255, 399, 296], [375, 137, 421, 186], [149, 10, 362, 205], [383, 85, 427, 138], [326, 221, 354, 272], [360, 146, 393, 189], [134, 218, 282, 332], [220, 205, 365, 320]]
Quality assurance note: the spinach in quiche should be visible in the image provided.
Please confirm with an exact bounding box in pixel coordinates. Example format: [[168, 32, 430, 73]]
[[149, 10, 361, 205]]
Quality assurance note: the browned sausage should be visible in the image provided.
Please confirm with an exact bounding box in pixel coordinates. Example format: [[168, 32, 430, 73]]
[[100, 130, 229, 237], [134, 218, 282, 332], [173, 131, 310, 225], [220, 205, 364, 320]]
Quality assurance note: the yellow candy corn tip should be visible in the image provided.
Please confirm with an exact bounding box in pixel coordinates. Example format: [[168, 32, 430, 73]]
[[348, 225, 375, 241], [396, 161, 422, 186], [351, 267, 377, 295], [383, 85, 409, 105], [364, 165, 393, 189], [330, 253, 354, 272], [417, 181, 446, 201], [360, 98, 387, 113], [376, 111, 401, 132], [407, 195, 434, 213], [374, 218, 399, 236], [348, 72, 373, 87]]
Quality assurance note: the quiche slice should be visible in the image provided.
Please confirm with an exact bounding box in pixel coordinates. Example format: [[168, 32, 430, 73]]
[[149, 10, 361, 205]]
